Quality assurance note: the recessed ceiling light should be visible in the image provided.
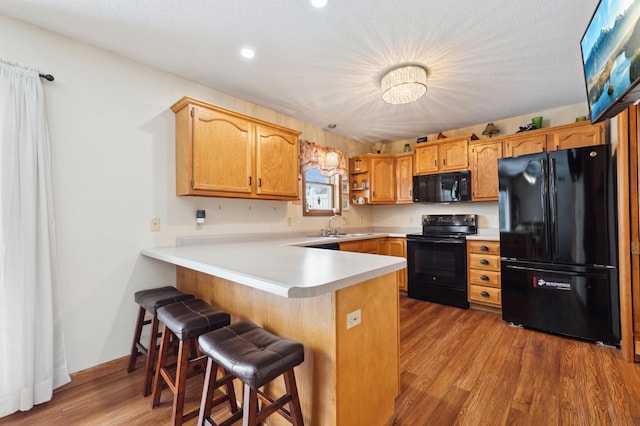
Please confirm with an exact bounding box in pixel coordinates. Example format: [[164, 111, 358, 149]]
[[311, 0, 329, 8], [240, 48, 255, 59]]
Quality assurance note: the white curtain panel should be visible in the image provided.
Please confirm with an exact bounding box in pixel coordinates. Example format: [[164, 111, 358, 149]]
[[0, 60, 70, 418]]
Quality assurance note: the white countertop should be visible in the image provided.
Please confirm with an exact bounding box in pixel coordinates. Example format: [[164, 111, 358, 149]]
[[467, 228, 500, 241], [141, 232, 406, 299]]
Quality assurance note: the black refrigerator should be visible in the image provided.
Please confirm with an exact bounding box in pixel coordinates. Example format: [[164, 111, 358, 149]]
[[498, 144, 620, 346]]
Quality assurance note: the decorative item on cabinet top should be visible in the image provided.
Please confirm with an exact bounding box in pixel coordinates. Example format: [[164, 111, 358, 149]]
[[171, 96, 301, 200]]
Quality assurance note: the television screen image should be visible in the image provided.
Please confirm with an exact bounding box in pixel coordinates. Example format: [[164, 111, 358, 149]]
[[581, 0, 640, 123]]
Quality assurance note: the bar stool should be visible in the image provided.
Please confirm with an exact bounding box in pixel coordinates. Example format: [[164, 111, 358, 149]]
[[151, 298, 234, 426], [197, 320, 305, 426], [128, 286, 195, 396]]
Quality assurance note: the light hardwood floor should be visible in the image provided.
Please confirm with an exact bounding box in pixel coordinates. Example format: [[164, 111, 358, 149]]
[[3, 295, 640, 425]]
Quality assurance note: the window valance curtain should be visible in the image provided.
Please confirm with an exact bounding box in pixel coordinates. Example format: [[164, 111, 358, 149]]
[[299, 140, 347, 178]]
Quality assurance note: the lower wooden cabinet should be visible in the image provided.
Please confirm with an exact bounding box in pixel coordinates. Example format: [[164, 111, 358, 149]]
[[340, 237, 408, 291], [339, 238, 381, 254], [467, 240, 501, 308], [381, 238, 408, 291]]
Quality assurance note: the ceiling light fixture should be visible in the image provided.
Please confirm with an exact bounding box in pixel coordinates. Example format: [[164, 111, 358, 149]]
[[381, 65, 427, 105], [311, 0, 329, 8], [240, 48, 255, 59]]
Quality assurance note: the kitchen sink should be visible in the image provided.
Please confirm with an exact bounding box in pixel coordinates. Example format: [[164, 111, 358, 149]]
[[309, 233, 374, 238]]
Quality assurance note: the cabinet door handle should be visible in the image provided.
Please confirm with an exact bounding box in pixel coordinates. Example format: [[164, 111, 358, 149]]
[[248, 176, 252, 185], [443, 159, 446, 166], [258, 178, 262, 187], [480, 245, 489, 251], [434, 160, 437, 167], [480, 259, 489, 265], [480, 291, 490, 298], [480, 275, 489, 281]]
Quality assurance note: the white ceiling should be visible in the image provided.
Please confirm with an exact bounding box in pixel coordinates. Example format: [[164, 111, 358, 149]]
[[0, 0, 599, 143]]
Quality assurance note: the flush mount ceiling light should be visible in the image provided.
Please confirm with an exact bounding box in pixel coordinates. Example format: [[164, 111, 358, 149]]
[[311, 0, 329, 8], [240, 47, 255, 59], [381, 65, 427, 105]]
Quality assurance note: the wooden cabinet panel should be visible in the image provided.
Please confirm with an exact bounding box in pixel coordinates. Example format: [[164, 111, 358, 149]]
[[370, 157, 396, 204], [467, 240, 500, 255], [469, 253, 500, 270], [468, 269, 501, 288], [469, 140, 502, 201], [339, 238, 381, 254], [255, 124, 298, 197], [381, 238, 408, 291], [360, 239, 381, 254], [504, 133, 548, 157], [469, 285, 502, 306], [191, 105, 254, 194], [395, 153, 414, 203], [440, 139, 469, 171], [172, 96, 300, 200], [414, 145, 439, 174], [551, 121, 604, 150]]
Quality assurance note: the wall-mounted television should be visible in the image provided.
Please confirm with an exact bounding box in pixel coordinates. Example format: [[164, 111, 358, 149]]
[[581, 0, 640, 123]]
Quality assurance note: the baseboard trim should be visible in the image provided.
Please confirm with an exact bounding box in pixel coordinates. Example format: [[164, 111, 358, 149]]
[[55, 355, 129, 394]]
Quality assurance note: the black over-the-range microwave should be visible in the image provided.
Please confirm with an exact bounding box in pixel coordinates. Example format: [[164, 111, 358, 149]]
[[412, 170, 471, 203]]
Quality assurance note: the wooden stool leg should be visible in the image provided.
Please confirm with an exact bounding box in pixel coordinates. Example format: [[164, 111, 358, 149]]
[[223, 367, 239, 414], [172, 339, 189, 426], [283, 369, 304, 426], [143, 315, 160, 396], [127, 306, 146, 373], [198, 358, 217, 426], [151, 324, 172, 408], [243, 384, 259, 426]]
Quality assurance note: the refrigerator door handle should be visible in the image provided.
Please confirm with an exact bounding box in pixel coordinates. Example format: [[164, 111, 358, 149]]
[[503, 264, 579, 274], [541, 158, 550, 256], [549, 157, 558, 256]]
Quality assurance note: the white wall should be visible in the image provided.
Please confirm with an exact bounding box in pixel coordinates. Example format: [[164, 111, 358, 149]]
[[0, 14, 589, 374], [0, 14, 374, 373]]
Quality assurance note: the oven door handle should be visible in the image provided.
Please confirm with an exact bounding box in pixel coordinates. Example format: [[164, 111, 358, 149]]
[[407, 237, 465, 244]]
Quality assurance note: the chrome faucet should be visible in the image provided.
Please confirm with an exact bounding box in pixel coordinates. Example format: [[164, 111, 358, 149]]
[[327, 213, 347, 235]]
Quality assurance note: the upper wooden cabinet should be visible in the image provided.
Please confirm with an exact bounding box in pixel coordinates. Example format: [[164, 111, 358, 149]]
[[469, 140, 503, 202], [370, 156, 396, 204], [350, 153, 413, 205], [171, 97, 301, 200], [469, 121, 606, 201], [414, 134, 473, 175], [503, 133, 548, 157], [395, 153, 414, 204], [551, 121, 604, 151]]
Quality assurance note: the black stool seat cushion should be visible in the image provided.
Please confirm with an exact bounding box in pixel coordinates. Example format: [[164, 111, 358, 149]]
[[134, 286, 194, 315], [198, 320, 304, 390], [156, 298, 230, 341]]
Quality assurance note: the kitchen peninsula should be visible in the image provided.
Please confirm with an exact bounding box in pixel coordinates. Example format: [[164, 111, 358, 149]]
[[141, 233, 406, 426]]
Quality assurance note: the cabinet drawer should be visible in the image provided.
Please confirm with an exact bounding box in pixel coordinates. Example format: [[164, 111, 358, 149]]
[[469, 285, 502, 307], [468, 269, 501, 288], [468, 253, 500, 271], [467, 240, 500, 255]]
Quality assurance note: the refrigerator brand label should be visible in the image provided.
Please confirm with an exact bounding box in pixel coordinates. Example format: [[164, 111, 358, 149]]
[[532, 276, 572, 291]]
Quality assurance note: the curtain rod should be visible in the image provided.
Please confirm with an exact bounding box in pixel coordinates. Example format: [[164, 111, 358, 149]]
[[39, 73, 54, 82]]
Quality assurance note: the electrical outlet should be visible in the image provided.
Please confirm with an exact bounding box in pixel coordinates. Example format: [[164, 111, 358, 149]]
[[346, 309, 361, 329], [150, 217, 160, 232]]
